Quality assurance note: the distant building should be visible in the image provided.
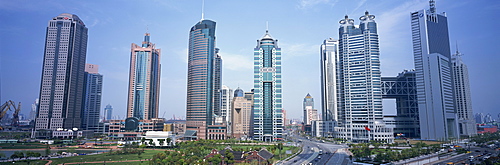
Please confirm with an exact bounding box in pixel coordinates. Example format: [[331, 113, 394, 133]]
[[231, 88, 253, 140], [477, 125, 498, 134], [253, 29, 283, 142], [103, 104, 113, 121], [221, 85, 233, 131], [451, 49, 476, 137], [108, 118, 165, 138], [303, 94, 317, 125], [475, 113, 484, 124], [411, 0, 458, 140], [81, 64, 103, 130], [35, 13, 88, 133], [30, 99, 39, 121]]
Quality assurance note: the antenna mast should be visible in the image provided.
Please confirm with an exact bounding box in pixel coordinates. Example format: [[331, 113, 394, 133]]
[[429, 0, 436, 14], [201, 0, 205, 21]]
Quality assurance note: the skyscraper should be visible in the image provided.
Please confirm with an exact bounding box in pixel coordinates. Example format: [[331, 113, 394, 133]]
[[253, 30, 283, 142], [334, 12, 393, 143], [127, 33, 161, 120], [411, 0, 459, 140], [221, 85, 233, 131], [81, 64, 103, 130], [185, 19, 222, 140], [231, 88, 254, 140], [320, 38, 339, 122], [35, 13, 88, 132], [451, 49, 476, 136], [303, 94, 317, 125], [103, 104, 113, 121]]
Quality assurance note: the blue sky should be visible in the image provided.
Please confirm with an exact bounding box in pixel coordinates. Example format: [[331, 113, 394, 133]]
[[1, 0, 499, 121]]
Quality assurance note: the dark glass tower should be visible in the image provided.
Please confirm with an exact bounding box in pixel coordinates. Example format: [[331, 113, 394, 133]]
[[81, 64, 103, 130], [35, 13, 88, 132], [185, 20, 222, 140], [411, 0, 458, 140]]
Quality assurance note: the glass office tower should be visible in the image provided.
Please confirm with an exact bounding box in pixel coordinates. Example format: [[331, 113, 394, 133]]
[[411, 0, 458, 140], [334, 12, 393, 143], [253, 30, 283, 142], [127, 33, 161, 120], [185, 20, 222, 140], [82, 64, 103, 130], [35, 13, 88, 132]]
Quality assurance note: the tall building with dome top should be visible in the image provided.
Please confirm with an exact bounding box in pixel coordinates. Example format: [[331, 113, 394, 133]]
[[253, 30, 283, 142]]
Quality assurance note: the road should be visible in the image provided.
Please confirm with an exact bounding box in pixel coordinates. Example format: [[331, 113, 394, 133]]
[[430, 146, 498, 165], [280, 134, 351, 165]]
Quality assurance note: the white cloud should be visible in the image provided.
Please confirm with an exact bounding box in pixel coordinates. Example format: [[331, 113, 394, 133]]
[[219, 52, 253, 71], [280, 43, 318, 58], [297, 0, 338, 9]]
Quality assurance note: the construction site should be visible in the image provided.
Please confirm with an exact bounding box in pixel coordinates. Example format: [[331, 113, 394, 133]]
[[0, 100, 29, 131]]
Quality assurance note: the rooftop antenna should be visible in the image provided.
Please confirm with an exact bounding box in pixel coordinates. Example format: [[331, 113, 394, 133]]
[[266, 21, 269, 33], [201, 0, 205, 21], [429, 0, 436, 14], [455, 41, 463, 56]]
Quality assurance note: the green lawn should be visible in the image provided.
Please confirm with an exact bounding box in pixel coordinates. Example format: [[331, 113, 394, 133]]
[[48, 150, 163, 164], [0, 142, 46, 149]]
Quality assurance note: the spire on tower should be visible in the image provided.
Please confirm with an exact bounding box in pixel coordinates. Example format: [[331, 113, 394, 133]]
[[429, 0, 436, 14], [201, 0, 205, 21]]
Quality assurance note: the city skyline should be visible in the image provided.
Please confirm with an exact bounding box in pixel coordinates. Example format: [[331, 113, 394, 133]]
[[1, 0, 499, 122]]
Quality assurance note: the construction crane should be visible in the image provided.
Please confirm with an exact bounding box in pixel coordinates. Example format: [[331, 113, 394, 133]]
[[0, 100, 21, 130]]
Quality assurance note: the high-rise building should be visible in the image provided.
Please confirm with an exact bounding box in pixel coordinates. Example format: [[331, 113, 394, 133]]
[[320, 38, 339, 122], [303, 94, 317, 125], [103, 104, 113, 121], [185, 19, 223, 140], [81, 64, 103, 130], [30, 99, 39, 121], [231, 88, 254, 140], [127, 33, 161, 120], [451, 49, 476, 137], [221, 85, 233, 131], [35, 13, 88, 132], [253, 30, 283, 142], [411, 0, 459, 140], [334, 12, 393, 143], [475, 113, 484, 124]]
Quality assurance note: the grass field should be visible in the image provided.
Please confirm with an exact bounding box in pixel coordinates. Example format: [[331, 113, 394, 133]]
[[0, 142, 47, 149], [49, 149, 163, 164]]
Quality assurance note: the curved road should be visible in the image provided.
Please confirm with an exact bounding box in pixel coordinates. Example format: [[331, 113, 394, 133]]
[[280, 134, 351, 165]]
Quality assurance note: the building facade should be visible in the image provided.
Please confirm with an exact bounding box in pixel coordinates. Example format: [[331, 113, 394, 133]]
[[185, 19, 223, 140], [127, 33, 161, 120], [81, 64, 103, 130], [451, 50, 476, 137], [221, 85, 233, 127], [35, 13, 88, 132], [411, 0, 459, 140], [334, 12, 393, 143], [320, 38, 339, 123], [231, 88, 254, 140], [303, 94, 316, 125], [253, 30, 283, 142], [381, 70, 420, 138]]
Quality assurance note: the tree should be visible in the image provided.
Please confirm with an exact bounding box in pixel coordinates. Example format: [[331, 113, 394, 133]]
[[45, 143, 51, 156], [141, 137, 146, 145], [225, 150, 235, 164], [166, 138, 172, 147], [10, 151, 24, 159], [158, 139, 165, 147]]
